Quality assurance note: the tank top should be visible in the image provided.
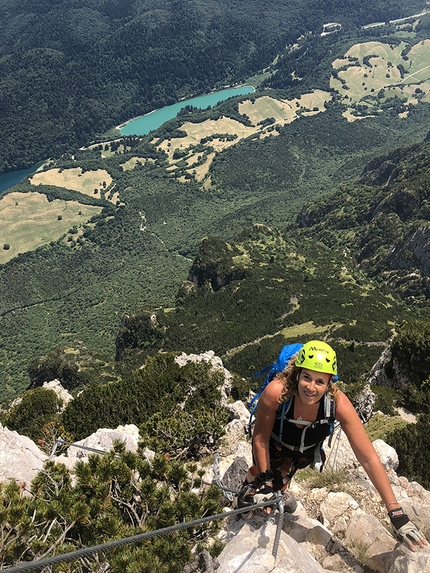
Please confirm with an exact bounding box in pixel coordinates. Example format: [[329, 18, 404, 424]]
[[271, 395, 333, 452]]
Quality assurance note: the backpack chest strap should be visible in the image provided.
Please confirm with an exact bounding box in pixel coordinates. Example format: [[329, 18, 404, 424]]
[[277, 416, 331, 453]]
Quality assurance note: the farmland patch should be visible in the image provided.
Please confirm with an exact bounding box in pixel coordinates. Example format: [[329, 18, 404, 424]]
[[30, 168, 114, 202], [0, 192, 102, 264]]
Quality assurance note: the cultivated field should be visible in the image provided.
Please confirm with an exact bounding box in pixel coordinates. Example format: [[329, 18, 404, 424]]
[[120, 157, 155, 171], [154, 90, 331, 182], [0, 192, 102, 264], [331, 38, 430, 117], [30, 167, 114, 202], [239, 90, 330, 124]]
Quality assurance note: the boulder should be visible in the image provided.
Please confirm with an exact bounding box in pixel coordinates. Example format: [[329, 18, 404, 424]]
[[217, 518, 329, 573], [372, 440, 399, 471], [55, 424, 141, 469], [389, 547, 430, 573], [344, 513, 397, 573], [226, 400, 250, 423], [319, 491, 360, 530], [0, 424, 47, 489]]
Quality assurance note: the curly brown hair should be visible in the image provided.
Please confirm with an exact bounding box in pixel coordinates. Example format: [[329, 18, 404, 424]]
[[277, 355, 340, 404]]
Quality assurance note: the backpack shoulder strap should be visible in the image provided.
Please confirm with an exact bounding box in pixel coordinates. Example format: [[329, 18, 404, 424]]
[[273, 393, 337, 453], [247, 343, 303, 437]]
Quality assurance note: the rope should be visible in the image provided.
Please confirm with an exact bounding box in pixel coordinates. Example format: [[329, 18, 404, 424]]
[[326, 424, 342, 470], [3, 499, 281, 573]]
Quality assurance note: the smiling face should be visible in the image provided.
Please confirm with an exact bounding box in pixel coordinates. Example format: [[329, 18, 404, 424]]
[[297, 367, 330, 405]]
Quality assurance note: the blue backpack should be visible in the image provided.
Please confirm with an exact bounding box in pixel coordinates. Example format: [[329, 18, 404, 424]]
[[247, 343, 303, 436]]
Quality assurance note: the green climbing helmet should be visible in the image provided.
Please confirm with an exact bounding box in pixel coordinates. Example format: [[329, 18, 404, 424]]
[[295, 340, 337, 376]]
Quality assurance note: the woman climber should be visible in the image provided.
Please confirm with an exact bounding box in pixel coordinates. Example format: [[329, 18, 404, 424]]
[[238, 340, 428, 552]]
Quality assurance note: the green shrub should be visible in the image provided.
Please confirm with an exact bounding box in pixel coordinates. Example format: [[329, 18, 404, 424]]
[[3, 387, 62, 443], [61, 353, 228, 442], [386, 415, 430, 488], [139, 407, 228, 460], [0, 451, 222, 571]]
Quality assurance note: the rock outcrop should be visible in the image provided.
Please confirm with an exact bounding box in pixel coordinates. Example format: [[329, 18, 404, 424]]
[[0, 424, 47, 489], [174, 350, 234, 404], [42, 379, 73, 409], [54, 424, 142, 470]]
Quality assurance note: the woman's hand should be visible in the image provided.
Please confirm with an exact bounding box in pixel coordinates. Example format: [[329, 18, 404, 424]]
[[389, 507, 428, 551]]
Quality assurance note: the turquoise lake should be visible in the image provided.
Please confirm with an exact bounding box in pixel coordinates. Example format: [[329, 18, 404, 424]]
[[0, 163, 44, 196], [0, 86, 255, 195], [120, 85, 255, 136]]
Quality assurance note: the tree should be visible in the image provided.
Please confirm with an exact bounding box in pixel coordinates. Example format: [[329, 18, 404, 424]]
[[2, 387, 62, 445]]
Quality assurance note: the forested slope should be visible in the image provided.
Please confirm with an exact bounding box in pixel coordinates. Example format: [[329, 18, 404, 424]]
[[293, 138, 430, 305], [2, 103, 430, 402], [0, 0, 425, 172]]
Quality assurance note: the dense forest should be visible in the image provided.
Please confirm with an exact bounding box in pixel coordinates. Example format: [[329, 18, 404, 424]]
[[0, 0, 425, 173]]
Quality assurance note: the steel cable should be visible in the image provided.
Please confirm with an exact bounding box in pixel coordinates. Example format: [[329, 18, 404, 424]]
[[3, 499, 282, 572]]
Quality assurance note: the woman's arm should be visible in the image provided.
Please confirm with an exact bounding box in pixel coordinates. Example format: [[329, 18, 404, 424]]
[[336, 390, 427, 550], [335, 391, 397, 505]]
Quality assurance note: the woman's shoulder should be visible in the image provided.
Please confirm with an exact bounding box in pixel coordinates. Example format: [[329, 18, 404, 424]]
[[262, 377, 285, 403], [333, 389, 360, 421]]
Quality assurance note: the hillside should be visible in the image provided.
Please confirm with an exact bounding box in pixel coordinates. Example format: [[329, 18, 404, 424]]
[[293, 139, 430, 305], [2, 9, 430, 403], [115, 228, 408, 385], [0, 108, 425, 403], [0, 0, 425, 173]]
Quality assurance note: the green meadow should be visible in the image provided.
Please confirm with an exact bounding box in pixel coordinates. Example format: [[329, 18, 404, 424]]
[[0, 192, 102, 265]]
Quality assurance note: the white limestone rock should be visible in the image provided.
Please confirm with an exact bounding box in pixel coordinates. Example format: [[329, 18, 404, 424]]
[[344, 513, 397, 573], [367, 345, 392, 387], [226, 400, 250, 423], [217, 519, 330, 573], [56, 424, 140, 464], [218, 418, 252, 462], [353, 383, 376, 423], [320, 491, 360, 529], [174, 350, 233, 403], [323, 553, 360, 572], [372, 439, 399, 471], [0, 424, 47, 488], [389, 547, 430, 573], [42, 379, 73, 409], [282, 501, 332, 547]]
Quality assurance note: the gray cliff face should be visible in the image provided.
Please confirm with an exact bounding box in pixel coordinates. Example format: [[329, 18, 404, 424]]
[[353, 383, 376, 423], [408, 225, 430, 278]]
